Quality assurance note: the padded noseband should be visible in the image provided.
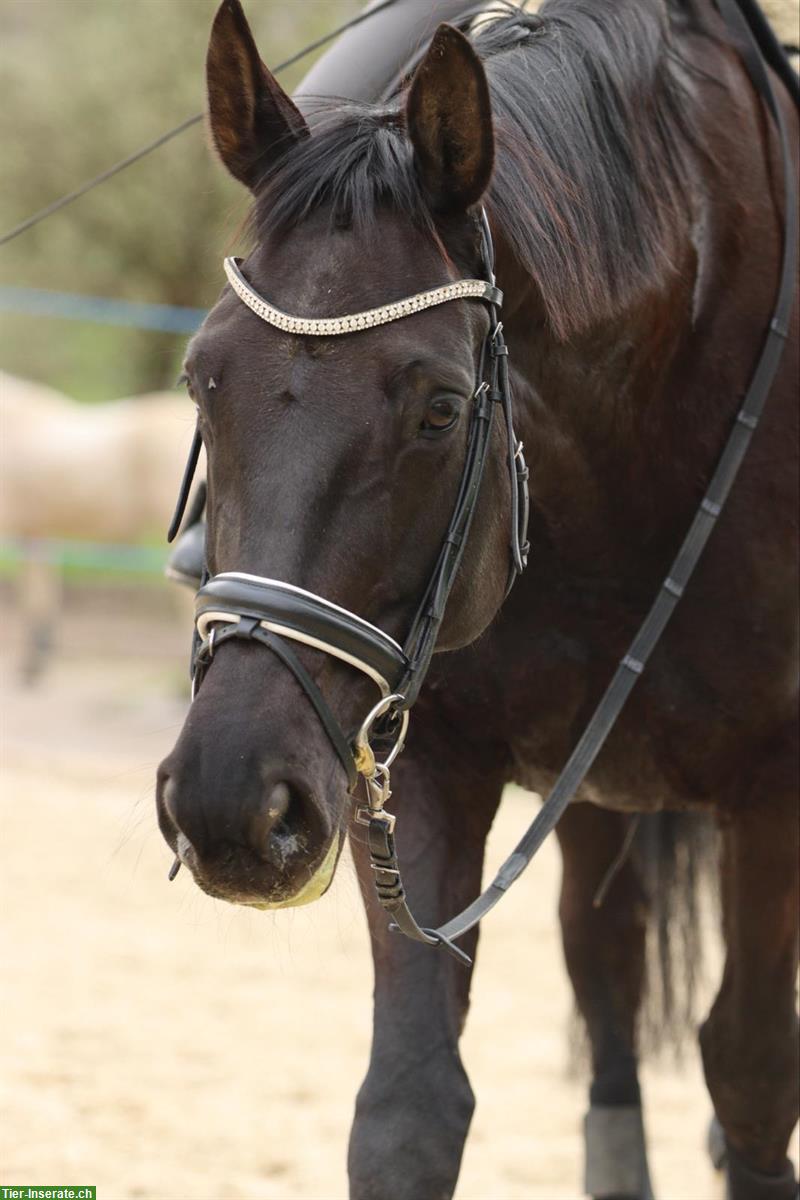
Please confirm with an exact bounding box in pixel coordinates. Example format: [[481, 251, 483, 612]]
[[195, 573, 408, 696]]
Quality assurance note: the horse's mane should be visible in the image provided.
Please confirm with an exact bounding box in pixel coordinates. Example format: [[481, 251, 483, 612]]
[[252, 1, 694, 339]]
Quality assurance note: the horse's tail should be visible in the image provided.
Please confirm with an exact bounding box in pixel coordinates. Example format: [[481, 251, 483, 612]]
[[634, 810, 719, 1058]]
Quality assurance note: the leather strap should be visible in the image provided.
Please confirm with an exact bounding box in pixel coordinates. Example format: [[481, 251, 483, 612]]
[[166, 423, 202, 543], [398, 214, 528, 704], [366, 815, 472, 965], [399, 374, 497, 705], [719, 0, 800, 108]]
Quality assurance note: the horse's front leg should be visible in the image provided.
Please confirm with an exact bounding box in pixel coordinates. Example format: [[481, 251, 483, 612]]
[[699, 738, 799, 1200], [347, 722, 505, 1200]]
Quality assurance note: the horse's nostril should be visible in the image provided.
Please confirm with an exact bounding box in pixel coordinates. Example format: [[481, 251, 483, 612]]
[[249, 781, 293, 855]]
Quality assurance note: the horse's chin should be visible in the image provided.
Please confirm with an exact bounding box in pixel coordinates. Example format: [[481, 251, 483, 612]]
[[247, 831, 342, 911]]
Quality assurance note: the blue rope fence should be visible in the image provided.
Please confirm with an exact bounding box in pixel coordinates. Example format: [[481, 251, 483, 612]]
[[0, 285, 207, 334]]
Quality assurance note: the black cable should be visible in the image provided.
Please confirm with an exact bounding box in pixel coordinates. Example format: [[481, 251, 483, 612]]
[[0, 0, 398, 248]]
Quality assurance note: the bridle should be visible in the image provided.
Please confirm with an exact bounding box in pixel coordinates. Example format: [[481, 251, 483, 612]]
[[167, 210, 531, 943], [168, 0, 796, 965]]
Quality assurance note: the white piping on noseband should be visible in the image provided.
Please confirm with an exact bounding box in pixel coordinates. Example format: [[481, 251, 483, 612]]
[[223, 256, 499, 336], [196, 611, 394, 695], [215, 573, 404, 651]]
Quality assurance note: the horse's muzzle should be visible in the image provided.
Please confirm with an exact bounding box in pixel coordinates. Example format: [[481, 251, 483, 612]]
[[156, 753, 339, 909]]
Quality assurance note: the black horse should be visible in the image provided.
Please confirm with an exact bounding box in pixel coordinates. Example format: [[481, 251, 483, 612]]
[[157, 2, 799, 1196]]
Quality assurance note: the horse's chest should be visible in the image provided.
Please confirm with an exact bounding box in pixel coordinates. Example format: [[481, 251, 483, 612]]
[[504, 648, 724, 812], [506, 687, 716, 813], [438, 588, 784, 812]]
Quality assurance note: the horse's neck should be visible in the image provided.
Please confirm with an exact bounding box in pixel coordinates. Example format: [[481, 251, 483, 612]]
[[501, 36, 792, 586], [501, 246, 702, 578]]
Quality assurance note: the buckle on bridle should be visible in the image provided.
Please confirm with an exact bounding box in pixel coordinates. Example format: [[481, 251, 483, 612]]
[[352, 693, 408, 779], [197, 625, 218, 663], [354, 762, 396, 834], [355, 805, 396, 834], [352, 694, 407, 836], [490, 321, 508, 356]]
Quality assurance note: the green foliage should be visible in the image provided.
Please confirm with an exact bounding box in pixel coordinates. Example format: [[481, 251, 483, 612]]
[[0, 0, 359, 401]]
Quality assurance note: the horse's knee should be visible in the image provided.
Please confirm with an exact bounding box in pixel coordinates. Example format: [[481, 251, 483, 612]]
[[348, 1052, 474, 1200], [700, 776, 799, 1183]]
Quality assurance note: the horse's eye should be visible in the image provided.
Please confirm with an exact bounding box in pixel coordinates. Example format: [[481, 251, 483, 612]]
[[420, 397, 460, 434]]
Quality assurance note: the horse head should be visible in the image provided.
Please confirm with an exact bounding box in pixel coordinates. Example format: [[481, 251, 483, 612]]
[[156, 0, 521, 909]]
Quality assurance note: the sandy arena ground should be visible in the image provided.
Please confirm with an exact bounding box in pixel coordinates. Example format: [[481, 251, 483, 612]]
[[1, 589, 797, 1200]]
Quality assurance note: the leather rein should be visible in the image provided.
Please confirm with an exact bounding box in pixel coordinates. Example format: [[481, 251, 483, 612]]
[[167, 1, 796, 965]]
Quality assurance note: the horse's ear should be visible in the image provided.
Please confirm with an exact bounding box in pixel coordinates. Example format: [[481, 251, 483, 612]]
[[206, 0, 309, 190], [406, 24, 494, 213]]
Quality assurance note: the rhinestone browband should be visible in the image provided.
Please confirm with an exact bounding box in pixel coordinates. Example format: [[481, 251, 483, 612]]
[[223, 257, 502, 336]]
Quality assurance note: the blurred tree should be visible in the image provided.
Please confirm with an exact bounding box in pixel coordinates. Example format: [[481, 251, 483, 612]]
[[0, 0, 359, 401]]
